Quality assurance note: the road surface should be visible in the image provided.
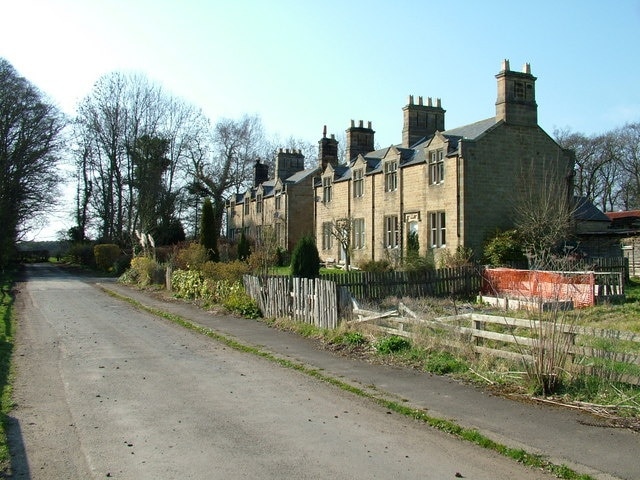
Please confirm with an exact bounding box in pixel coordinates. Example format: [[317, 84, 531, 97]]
[[8, 264, 552, 479]]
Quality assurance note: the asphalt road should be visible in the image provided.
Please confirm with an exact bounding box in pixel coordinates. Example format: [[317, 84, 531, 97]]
[[8, 264, 554, 479]]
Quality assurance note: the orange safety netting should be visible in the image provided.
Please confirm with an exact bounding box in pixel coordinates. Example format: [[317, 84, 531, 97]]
[[481, 268, 595, 308]]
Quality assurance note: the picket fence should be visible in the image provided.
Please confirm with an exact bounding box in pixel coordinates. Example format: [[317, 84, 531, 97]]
[[321, 265, 481, 302], [352, 305, 640, 385], [243, 275, 350, 329]]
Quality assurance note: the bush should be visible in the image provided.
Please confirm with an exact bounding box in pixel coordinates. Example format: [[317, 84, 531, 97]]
[[113, 254, 132, 276], [174, 242, 209, 270], [358, 259, 391, 273], [290, 235, 320, 278], [128, 256, 164, 286], [201, 260, 251, 283], [171, 269, 206, 299], [223, 289, 261, 318], [94, 244, 121, 272], [65, 242, 95, 267], [374, 335, 411, 354], [483, 229, 526, 267]]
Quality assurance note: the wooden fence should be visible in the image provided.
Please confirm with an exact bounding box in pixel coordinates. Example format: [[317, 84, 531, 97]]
[[351, 306, 640, 385], [321, 265, 482, 302], [243, 275, 350, 329]]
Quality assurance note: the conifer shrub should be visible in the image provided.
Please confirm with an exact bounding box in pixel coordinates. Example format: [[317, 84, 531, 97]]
[[290, 235, 320, 278], [237, 231, 250, 261]]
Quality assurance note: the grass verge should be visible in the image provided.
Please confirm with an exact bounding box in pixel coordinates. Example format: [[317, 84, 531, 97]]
[[103, 286, 595, 480], [0, 270, 16, 473]]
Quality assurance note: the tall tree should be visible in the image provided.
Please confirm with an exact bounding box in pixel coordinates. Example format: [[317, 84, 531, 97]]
[[200, 197, 216, 260], [130, 134, 170, 237], [0, 58, 65, 266]]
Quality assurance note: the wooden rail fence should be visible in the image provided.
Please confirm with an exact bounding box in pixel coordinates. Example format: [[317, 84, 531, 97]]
[[351, 306, 640, 385]]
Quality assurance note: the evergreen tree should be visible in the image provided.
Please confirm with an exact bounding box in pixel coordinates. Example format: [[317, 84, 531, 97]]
[[237, 230, 250, 261], [200, 197, 218, 261], [290, 235, 320, 278]]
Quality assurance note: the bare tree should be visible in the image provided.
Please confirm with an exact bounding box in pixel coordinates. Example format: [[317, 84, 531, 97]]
[[330, 217, 353, 270], [0, 58, 65, 266], [513, 158, 575, 270], [191, 115, 265, 261], [74, 72, 206, 245], [616, 122, 640, 209]]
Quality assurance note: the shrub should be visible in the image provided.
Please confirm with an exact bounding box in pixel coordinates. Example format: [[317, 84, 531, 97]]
[[113, 254, 132, 276], [483, 229, 526, 267], [358, 259, 391, 273], [404, 254, 435, 273], [171, 269, 206, 299], [201, 260, 251, 283], [94, 244, 121, 272], [129, 256, 164, 286], [223, 289, 261, 318], [438, 246, 474, 268], [290, 235, 320, 278], [174, 242, 209, 270], [65, 242, 95, 267], [374, 335, 411, 354]]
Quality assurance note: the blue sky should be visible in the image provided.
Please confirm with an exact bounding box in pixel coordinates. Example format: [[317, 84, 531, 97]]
[[2, 0, 640, 239]]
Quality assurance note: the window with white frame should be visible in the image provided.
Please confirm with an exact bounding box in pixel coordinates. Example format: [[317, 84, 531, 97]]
[[429, 211, 446, 247], [322, 222, 333, 250], [429, 150, 444, 184], [352, 218, 365, 249], [384, 160, 398, 192], [353, 169, 364, 197], [384, 215, 399, 248], [322, 176, 332, 203]]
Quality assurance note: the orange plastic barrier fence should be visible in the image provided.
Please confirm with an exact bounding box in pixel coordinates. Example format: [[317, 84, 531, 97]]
[[482, 268, 595, 308]]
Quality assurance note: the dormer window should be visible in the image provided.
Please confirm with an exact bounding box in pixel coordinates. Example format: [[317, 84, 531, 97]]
[[353, 168, 364, 197], [256, 193, 263, 213], [429, 150, 444, 185], [322, 176, 332, 203], [243, 200, 249, 215], [384, 160, 398, 192]]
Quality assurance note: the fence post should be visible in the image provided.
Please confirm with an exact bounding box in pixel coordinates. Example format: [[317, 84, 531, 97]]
[[473, 316, 484, 347]]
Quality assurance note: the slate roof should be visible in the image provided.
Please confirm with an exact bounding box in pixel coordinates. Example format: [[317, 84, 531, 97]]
[[442, 117, 498, 140], [574, 196, 611, 222]]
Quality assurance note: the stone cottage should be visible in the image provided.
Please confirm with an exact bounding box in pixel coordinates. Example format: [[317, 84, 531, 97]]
[[314, 60, 575, 267]]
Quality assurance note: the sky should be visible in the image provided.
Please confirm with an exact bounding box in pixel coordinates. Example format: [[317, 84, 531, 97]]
[[2, 0, 640, 240]]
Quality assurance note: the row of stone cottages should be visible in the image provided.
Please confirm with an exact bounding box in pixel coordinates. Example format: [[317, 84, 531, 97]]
[[225, 60, 618, 268]]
